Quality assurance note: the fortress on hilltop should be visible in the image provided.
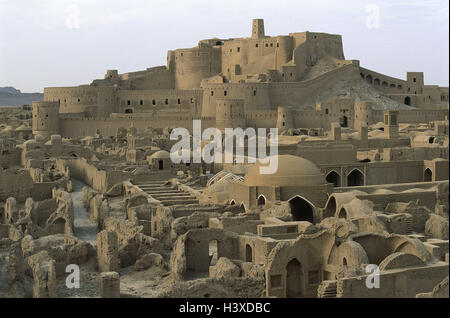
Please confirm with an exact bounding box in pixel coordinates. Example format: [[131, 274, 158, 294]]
[[32, 19, 448, 138]]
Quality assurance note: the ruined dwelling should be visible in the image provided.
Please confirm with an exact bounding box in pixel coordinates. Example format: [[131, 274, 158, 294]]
[[0, 19, 448, 299]]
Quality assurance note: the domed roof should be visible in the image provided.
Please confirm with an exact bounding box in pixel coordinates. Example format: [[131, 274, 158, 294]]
[[150, 150, 170, 159], [244, 155, 325, 187]]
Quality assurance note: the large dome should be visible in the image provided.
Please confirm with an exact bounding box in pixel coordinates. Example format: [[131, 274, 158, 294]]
[[244, 155, 325, 187]]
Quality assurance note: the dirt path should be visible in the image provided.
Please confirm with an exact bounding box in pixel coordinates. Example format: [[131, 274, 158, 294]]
[[71, 179, 98, 246]]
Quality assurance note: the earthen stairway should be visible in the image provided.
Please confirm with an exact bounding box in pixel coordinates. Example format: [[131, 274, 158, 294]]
[[317, 281, 337, 298], [133, 181, 199, 206]]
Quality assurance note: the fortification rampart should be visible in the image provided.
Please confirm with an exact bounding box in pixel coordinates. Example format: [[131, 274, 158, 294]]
[[201, 82, 272, 117], [117, 89, 203, 116], [59, 115, 216, 137], [372, 108, 448, 124], [215, 99, 246, 131], [44, 86, 118, 116], [359, 67, 407, 95]]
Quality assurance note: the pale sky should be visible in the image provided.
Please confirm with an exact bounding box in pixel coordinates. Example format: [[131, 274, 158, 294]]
[[0, 0, 448, 93]]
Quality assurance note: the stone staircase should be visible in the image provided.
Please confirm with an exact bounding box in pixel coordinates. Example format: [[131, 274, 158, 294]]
[[317, 280, 337, 298], [133, 181, 199, 206]]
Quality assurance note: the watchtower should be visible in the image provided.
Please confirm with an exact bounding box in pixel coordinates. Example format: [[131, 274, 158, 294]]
[[252, 19, 265, 39], [384, 110, 399, 139]]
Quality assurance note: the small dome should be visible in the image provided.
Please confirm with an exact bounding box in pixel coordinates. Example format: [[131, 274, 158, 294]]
[[244, 155, 326, 187], [150, 150, 170, 159]]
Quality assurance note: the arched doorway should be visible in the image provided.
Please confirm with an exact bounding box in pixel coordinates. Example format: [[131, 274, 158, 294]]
[[286, 258, 303, 298], [404, 96, 411, 106], [424, 168, 432, 182], [257, 195, 266, 206], [323, 196, 336, 219], [366, 75, 373, 84], [50, 218, 66, 234], [158, 160, 164, 170], [209, 240, 218, 265], [240, 203, 246, 212], [347, 169, 364, 186], [245, 244, 253, 262], [338, 207, 347, 219], [326, 171, 341, 187], [185, 238, 197, 272], [288, 196, 314, 223], [340, 116, 348, 128]]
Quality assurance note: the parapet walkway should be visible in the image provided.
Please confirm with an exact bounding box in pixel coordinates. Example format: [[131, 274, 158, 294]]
[[133, 181, 199, 206]]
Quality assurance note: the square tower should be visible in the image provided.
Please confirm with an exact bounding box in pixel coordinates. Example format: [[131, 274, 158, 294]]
[[252, 19, 265, 39], [407, 72, 424, 95]]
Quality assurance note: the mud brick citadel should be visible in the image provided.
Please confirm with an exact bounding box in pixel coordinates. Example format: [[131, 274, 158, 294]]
[[33, 19, 448, 137], [0, 19, 448, 299]]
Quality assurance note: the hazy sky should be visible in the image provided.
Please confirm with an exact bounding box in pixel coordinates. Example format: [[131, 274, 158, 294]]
[[0, 0, 448, 92]]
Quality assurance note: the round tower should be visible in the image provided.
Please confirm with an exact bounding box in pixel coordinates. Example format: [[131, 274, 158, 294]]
[[215, 99, 246, 132], [174, 46, 222, 90], [32, 101, 60, 138], [276, 106, 295, 131]]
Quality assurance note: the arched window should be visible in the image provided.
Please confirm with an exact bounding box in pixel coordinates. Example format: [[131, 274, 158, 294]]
[[257, 195, 266, 206], [347, 169, 364, 186], [326, 171, 341, 187]]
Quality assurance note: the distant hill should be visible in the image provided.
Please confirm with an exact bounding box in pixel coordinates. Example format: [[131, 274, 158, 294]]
[[0, 86, 43, 106]]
